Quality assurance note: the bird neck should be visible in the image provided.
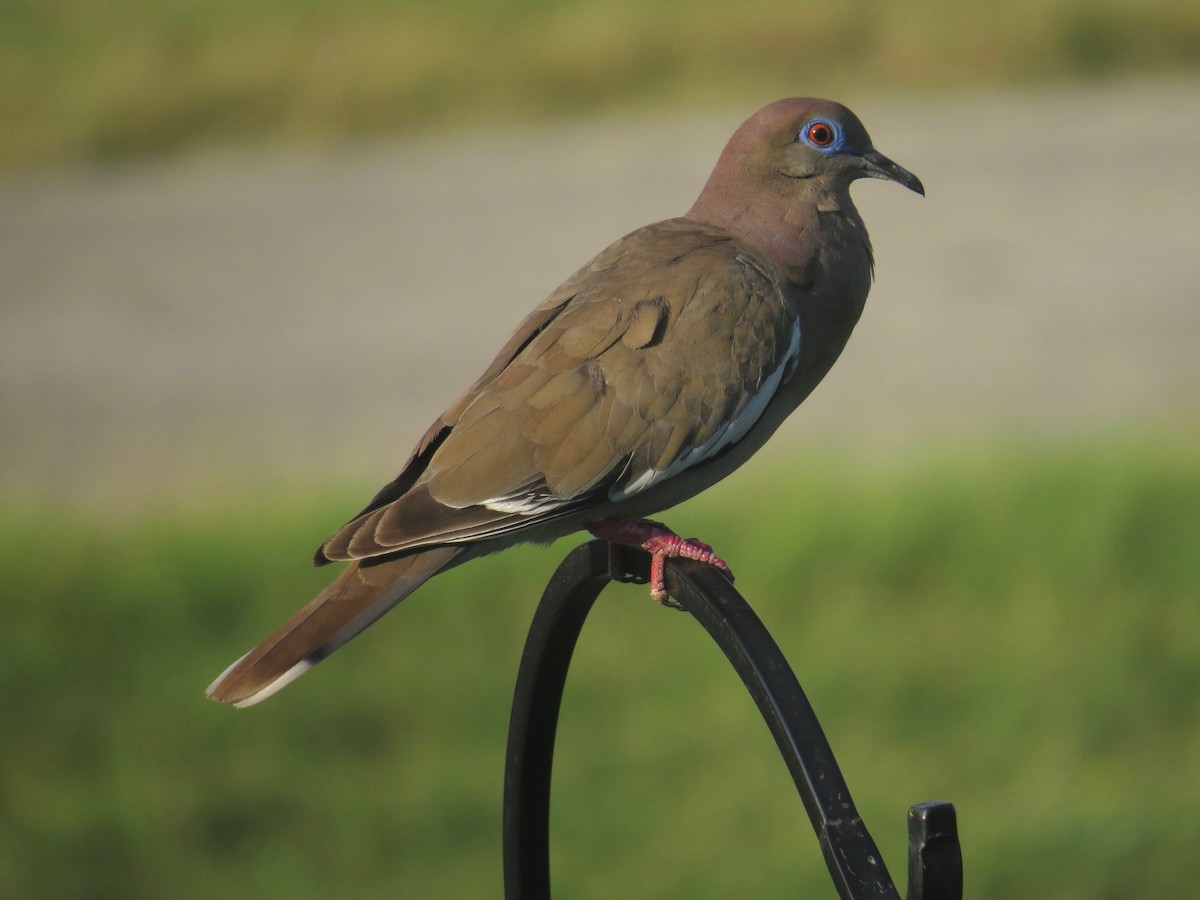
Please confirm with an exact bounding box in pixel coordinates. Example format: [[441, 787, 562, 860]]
[[687, 178, 863, 279]]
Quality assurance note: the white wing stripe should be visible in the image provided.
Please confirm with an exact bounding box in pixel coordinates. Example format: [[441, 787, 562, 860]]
[[482, 494, 564, 515]]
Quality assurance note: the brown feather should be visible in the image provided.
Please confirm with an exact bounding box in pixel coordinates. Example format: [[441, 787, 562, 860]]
[[206, 547, 462, 707]]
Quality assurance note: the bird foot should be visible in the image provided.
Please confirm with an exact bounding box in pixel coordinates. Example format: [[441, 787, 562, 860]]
[[585, 518, 734, 607]]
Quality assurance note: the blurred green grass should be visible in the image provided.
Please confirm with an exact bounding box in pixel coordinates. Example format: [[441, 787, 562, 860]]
[[3, 0, 1200, 169], [2, 435, 1198, 898]]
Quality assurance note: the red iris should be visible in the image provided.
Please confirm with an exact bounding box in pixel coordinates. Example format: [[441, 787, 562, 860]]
[[806, 122, 834, 147]]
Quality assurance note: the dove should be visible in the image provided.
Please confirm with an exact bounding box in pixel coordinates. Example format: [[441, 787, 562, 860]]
[[207, 98, 923, 707]]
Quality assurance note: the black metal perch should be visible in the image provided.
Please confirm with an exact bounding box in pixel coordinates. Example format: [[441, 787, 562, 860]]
[[502, 539, 963, 900]]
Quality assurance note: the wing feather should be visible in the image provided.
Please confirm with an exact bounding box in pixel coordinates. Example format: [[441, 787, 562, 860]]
[[318, 220, 800, 563]]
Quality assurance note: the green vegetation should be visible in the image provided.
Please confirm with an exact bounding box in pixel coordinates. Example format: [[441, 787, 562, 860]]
[[2, 436, 1198, 897], [3, 0, 1200, 169]]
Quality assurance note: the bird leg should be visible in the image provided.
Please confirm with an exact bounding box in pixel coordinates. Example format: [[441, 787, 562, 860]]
[[585, 518, 734, 606]]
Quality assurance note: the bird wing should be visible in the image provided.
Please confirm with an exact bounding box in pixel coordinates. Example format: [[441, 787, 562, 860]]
[[318, 218, 800, 563]]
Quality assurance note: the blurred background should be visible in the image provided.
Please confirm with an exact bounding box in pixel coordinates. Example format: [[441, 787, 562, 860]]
[[2, 0, 1198, 897]]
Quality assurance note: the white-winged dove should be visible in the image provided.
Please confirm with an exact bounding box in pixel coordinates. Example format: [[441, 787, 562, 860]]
[[208, 98, 923, 707]]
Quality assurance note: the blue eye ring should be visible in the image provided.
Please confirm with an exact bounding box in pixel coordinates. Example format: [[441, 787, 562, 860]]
[[798, 118, 844, 152]]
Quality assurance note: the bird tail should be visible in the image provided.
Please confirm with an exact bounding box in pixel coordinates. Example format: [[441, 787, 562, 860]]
[[206, 546, 464, 707]]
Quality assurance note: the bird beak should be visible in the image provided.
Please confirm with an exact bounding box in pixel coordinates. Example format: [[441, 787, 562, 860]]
[[860, 150, 925, 196]]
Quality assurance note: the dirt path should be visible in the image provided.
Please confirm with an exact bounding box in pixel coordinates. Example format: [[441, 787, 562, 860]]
[[2, 79, 1197, 502]]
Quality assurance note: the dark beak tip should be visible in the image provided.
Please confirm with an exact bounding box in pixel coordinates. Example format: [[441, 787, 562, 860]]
[[888, 165, 925, 197], [861, 150, 924, 197]]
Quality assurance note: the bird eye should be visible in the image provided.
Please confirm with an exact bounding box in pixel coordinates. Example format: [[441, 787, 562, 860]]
[[805, 121, 835, 147]]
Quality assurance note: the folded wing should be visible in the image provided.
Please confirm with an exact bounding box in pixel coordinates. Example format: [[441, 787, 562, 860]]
[[318, 219, 801, 564]]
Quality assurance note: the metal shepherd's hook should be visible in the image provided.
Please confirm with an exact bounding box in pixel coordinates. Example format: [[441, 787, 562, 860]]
[[502, 539, 963, 900]]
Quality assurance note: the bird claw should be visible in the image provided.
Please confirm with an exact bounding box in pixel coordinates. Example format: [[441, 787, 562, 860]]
[[587, 518, 734, 607]]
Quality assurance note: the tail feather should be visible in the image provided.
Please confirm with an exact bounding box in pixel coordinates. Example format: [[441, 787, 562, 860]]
[[207, 546, 463, 707]]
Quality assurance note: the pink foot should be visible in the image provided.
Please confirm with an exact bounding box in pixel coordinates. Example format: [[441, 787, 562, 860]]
[[585, 518, 734, 605]]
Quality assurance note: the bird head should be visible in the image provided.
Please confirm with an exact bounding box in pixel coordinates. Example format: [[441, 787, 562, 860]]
[[692, 98, 923, 221], [771, 99, 924, 196], [734, 98, 924, 197], [687, 98, 923, 269]]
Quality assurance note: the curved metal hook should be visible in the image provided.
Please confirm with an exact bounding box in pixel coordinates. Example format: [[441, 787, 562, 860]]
[[502, 539, 962, 900]]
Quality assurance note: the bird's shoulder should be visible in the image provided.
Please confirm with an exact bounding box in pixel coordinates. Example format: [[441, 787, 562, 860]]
[[566, 216, 787, 297]]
